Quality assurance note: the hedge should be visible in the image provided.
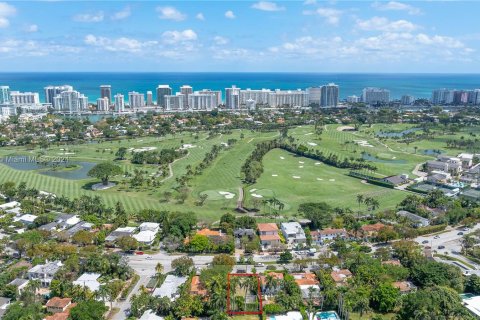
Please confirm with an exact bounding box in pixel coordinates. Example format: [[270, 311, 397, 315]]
[[415, 224, 447, 236]]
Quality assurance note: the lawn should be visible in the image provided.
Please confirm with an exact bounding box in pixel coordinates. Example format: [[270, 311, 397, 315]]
[[245, 149, 408, 213], [0, 130, 278, 222]]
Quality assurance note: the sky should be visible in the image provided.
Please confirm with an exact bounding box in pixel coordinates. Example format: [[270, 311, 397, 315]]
[[0, 0, 479, 72]]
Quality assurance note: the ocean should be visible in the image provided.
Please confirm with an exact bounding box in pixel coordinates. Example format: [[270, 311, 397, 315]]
[[0, 72, 479, 102]]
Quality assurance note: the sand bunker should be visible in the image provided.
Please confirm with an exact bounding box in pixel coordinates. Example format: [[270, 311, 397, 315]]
[[315, 162, 321, 165], [219, 191, 235, 199], [272, 174, 278, 177], [251, 194, 263, 198], [307, 142, 317, 146], [305, 133, 314, 136], [337, 126, 355, 132], [132, 146, 157, 152], [280, 156, 285, 160], [329, 179, 335, 182], [181, 144, 196, 149], [317, 178, 323, 181], [250, 189, 257, 193], [354, 140, 374, 148], [293, 176, 301, 179], [299, 161, 304, 164], [299, 166, 304, 168]]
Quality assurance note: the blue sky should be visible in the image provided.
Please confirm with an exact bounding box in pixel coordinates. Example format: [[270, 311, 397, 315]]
[[0, 1, 479, 72]]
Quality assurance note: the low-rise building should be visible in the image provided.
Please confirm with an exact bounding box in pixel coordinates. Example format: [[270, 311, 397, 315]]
[[8, 278, 29, 294], [382, 174, 409, 186], [190, 276, 207, 297], [257, 223, 281, 250], [152, 275, 187, 301], [331, 268, 352, 286], [292, 273, 321, 301], [105, 226, 137, 243], [458, 153, 474, 169], [0, 297, 11, 319], [427, 170, 452, 185], [45, 297, 73, 314], [360, 223, 386, 238], [27, 260, 63, 287], [73, 273, 101, 292], [311, 228, 347, 244], [392, 281, 417, 294], [14, 214, 38, 225], [397, 210, 430, 228], [260, 272, 284, 295], [281, 222, 306, 245]]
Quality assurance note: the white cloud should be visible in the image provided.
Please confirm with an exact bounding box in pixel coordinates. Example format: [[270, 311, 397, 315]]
[[251, 1, 285, 12], [372, 1, 421, 15], [0, 38, 81, 56], [303, 8, 342, 26], [156, 6, 186, 21], [162, 29, 198, 44], [267, 31, 473, 64], [111, 6, 131, 20], [74, 11, 104, 23], [0, 2, 16, 28], [84, 34, 158, 53], [303, 0, 316, 5], [356, 17, 418, 32], [225, 10, 235, 19], [214, 36, 229, 45], [196, 13, 205, 21], [25, 24, 38, 32]]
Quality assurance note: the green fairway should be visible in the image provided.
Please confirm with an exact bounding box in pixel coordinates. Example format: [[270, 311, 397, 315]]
[[245, 148, 408, 212]]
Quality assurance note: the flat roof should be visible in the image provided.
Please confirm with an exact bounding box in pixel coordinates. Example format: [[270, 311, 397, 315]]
[[152, 275, 187, 300]]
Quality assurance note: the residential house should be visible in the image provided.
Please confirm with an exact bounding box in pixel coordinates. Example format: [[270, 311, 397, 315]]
[[64, 221, 93, 238], [139, 310, 165, 320], [381, 259, 402, 266], [133, 223, 160, 246], [397, 210, 430, 228], [458, 153, 474, 169], [360, 223, 386, 239], [281, 222, 306, 246], [190, 276, 207, 297], [14, 214, 38, 226], [0, 297, 11, 319], [234, 228, 255, 238], [393, 281, 417, 294], [45, 297, 72, 314], [152, 275, 187, 301], [292, 273, 321, 301], [27, 260, 63, 287], [8, 278, 29, 295], [461, 163, 480, 184], [331, 268, 352, 287], [426, 156, 462, 175], [0, 201, 20, 211], [105, 226, 137, 243], [427, 170, 451, 185], [382, 174, 409, 186], [73, 273, 101, 292], [311, 228, 347, 245], [260, 272, 284, 295], [257, 223, 281, 250]]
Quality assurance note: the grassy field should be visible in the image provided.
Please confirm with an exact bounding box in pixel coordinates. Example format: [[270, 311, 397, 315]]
[[245, 149, 407, 213]]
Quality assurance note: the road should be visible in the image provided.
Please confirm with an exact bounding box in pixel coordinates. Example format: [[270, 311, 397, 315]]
[[112, 251, 214, 320], [414, 223, 480, 275]]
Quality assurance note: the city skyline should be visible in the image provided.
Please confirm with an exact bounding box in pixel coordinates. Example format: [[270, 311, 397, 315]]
[[0, 1, 478, 72]]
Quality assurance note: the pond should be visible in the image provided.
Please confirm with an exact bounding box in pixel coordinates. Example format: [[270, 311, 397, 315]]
[[376, 127, 422, 138], [362, 153, 407, 164], [1, 156, 96, 180]]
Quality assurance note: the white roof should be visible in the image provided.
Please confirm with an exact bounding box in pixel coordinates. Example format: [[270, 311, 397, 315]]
[[152, 275, 187, 300], [0, 201, 20, 210], [458, 153, 474, 160], [271, 312, 303, 320], [73, 273, 101, 292], [463, 295, 480, 317], [16, 214, 38, 222], [114, 226, 136, 233], [133, 230, 157, 243], [139, 222, 160, 230], [140, 310, 164, 320]]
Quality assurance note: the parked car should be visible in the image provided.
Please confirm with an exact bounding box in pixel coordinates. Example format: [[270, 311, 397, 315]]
[[422, 240, 429, 244], [255, 263, 265, 267], [434, 235, 440, 239], [438, 245, 445, 249], [458, 232, 464, 236]]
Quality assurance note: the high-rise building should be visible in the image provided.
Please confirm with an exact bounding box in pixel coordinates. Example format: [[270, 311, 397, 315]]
[[156, 85, 172, 107], [362, 87, 390, 105], [225, 85, 241, 109], [246, 99, 256, 110], [467, 89, 480, 105], [307, 87, 322, 105], [347, 95, 360, 103], [239, 89, 271, 106], [188, 92, 217, 110], [0, 86, 11, 104], [165, 94, 185, 111], [268, 89, 309, 108], [44, 85, 73, 104], [197, 89, 222, 106], [453, 90, 469, 104], [114, 94, 125, 112], [52, 89, 89, 112], [146, 91, 153, 106], [128, 91, 145, 108], [320, 83, 339, 107], [100, 85, 112, 105], [96, 97, 109, 111], [401, 95, 415, 105], [431, 88, 455, 105], [10, 91, 40, 105], [180, 85, 193, 107]]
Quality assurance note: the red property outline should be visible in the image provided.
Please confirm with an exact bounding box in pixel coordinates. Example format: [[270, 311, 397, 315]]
[[227, 273, 263, 315]]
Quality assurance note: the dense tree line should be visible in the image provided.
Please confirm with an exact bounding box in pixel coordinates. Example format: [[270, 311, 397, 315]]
[[131, 148, 187, 165]]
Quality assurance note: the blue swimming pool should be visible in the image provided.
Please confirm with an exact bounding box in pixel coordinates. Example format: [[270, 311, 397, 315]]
[[315, 311, 340, 320]]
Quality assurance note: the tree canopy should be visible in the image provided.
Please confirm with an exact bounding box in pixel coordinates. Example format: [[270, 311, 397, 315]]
[[87, 162, 123, 185]]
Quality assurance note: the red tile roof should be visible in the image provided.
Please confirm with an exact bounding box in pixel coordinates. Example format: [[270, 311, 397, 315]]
[[331, 269, 352, 284], [361, 223, 386, 232], [190, 276, 208, 296], [260, 234, 281, 241], [292, 273, 319, 286], [46, 297, 72, 309], [257, 223, 278, 232]]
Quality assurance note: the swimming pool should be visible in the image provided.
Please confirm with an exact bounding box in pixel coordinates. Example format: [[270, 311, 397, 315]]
[[315, 311, 341, 320]]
